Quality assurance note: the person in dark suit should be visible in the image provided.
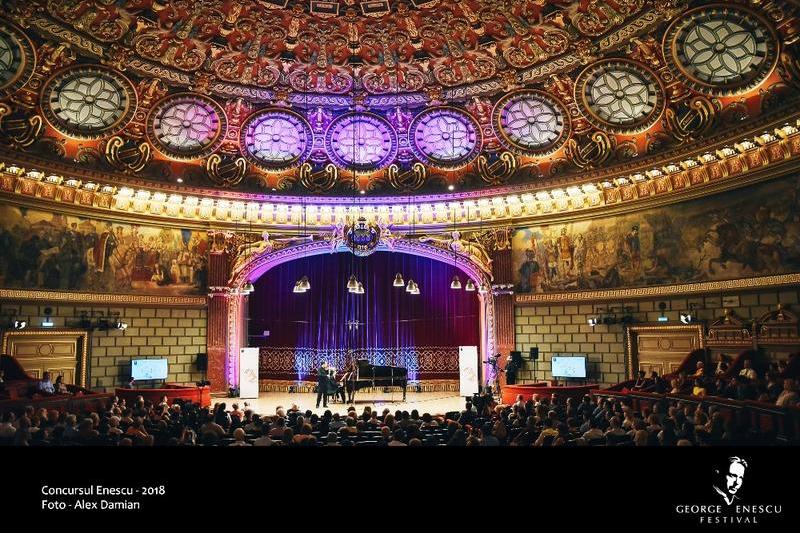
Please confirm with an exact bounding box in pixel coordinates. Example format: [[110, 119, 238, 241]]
[[316, 362, 330, 408]]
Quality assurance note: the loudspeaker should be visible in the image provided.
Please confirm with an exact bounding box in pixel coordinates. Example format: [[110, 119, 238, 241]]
[[196, 353, 208, 371], [529, 347, 539, 360], [510, 350, 523, 365]]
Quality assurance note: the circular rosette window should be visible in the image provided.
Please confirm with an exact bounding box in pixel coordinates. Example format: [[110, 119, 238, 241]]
[[42, 65, 137, 139], [147, 93, 227, 160], [492, 90, 570, 156], [409, 107, 482, 170], [324, 112, 398, 172], [240, 109, 313, 172], [575, 59, 665, 134], [0, 20, 35, 98], [663, 4, 779, 96]]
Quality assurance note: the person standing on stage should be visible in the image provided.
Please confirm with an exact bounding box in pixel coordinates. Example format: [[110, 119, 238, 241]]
[[316, 362, 330, 409]]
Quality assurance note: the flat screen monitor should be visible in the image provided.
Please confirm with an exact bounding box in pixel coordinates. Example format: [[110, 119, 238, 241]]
[[131, 358, 169, 380], [551, 356, 586, 378]]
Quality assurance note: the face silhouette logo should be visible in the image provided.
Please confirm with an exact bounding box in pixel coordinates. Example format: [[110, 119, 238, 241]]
[[713, 456, 748, 505]]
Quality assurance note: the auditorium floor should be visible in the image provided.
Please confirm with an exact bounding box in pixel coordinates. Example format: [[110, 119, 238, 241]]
[[215, 391, 467, 417]]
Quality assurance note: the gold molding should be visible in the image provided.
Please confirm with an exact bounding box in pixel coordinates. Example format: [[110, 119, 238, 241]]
[[515, 273, 800, 305], [1, 328, 89, 388], [0, 288, 207, 308], [624, 323, 705, 380]]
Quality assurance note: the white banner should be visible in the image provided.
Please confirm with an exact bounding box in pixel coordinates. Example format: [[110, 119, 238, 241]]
[[458, 345, 479, 396], [239, 347, 260, 399]]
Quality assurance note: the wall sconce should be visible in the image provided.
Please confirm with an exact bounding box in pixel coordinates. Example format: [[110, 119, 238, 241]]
[[42, 307, 54, 327], [658, 302, 668, 322]]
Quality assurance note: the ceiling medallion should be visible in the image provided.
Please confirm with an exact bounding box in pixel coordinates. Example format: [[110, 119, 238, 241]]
[[663, 4, 779, 96], [409, 106, 482, 170], [147, 93, 227, 160], [41, 65, 137, 140], [0, 20, 35, 98], [324, 112, 398, 172], [492, 90, 570, 156], [240, 108, 313, 173], [575, 59, 665, 134]]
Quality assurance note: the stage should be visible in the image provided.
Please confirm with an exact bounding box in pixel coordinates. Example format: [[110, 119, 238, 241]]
[[215, 391, 468, 417]]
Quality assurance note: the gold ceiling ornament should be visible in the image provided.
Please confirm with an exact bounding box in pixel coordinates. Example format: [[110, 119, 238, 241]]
[[0, 102, 43, 148], [664, 95, 717, 143], [205, 154, 247, 188], [104, 135, 151, 173], [0, 18, 36, 99], [476, 151, 517, 186], [299, 162, 338, 193], [565, 131, 613, 170], [387, 162, 427, 192]]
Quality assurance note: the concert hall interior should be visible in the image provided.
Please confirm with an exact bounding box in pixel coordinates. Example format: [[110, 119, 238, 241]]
[[1, 0, 800, 449]]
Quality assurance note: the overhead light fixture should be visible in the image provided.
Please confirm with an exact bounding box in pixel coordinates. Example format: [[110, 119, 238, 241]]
[[298, 276, 310, 291], [42, 307, 54, 327], [465, 279, 476, 291], [347, 274, 359, 292], [450, 275, 462, 290], [478, 282, 489, 294], [293, 281, 305, 294], [393, 273, 405, 287], [355, 281, 365, 295], [242, 282, 255, 294]]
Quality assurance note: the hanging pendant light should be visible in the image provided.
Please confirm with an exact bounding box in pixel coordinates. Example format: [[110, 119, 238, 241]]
[[465, 279, 476, 291], [347, 274, 359, 292], [355, 281, 365, 295], [393, 272, 405, 287], [478, 282, 489, 294], [299, 275, 311, 291], [293, 280, 305, 294], [408, 279, 420, 295], [242, 281, 255, 294], [450, 275, 462, 289]]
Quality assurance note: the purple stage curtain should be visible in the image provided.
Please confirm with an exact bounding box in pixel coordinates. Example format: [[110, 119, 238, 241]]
[[248, 251, 479, 382]]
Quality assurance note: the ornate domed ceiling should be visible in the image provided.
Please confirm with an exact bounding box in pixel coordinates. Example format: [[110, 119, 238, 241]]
[[0, 0, 799, 198]]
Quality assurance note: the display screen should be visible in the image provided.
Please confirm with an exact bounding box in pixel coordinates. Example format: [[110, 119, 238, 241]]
[[551, 356, 587, 378], [131, 358, 169, 380]]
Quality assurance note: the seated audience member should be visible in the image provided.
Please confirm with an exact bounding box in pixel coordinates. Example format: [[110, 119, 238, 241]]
[[714, 353, 728, 377], [228, 428, 250, 446], [388, 429, 407, 447], [582, 417, 605, 442], [632, 370, 648, 390], [776, 378, 800, 407], [38, 372, 55, 395], [325, 433, 340, 447], [54, 375, 69, 395], [650, 371, 667, 393], [739, 359, 757, 381], [766, 373, 783, 403], [691, 361, 706, 379]]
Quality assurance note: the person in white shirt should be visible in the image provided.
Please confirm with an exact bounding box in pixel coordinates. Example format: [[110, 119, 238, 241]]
[[38, 372, 55, 395], [252, 432, 275, 446]]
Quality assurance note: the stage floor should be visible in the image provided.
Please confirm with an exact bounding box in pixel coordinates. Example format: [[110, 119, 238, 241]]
[[213, 391, 467, 417]]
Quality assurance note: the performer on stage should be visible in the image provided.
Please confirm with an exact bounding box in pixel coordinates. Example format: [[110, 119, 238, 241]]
[[316, 362, 330, 408]]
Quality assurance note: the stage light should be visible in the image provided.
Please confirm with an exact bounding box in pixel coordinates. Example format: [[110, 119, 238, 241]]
[[114, 320, 128, 330], [393, 273, 405, 287], [13, 320, 27, 330], [587, 317, 599, 327], [680, 313, 693, 324], [450, 275, 462, 289], [299, 276, 311, 291], [347, 274, 359, 291], [465, 279, 476, 291]]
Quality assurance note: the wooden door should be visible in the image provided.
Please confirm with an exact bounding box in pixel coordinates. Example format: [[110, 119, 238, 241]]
[[625, 325, 704, 379], [1, 329, 88, 387]]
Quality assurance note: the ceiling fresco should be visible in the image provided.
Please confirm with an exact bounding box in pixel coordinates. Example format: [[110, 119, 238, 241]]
[[0, 0, 799, 197]]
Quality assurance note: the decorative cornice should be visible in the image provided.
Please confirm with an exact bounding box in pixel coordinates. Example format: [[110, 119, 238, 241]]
[[0, 289, 207, 308], [515, 273, 800, 305], [1, 116, 798, 231]]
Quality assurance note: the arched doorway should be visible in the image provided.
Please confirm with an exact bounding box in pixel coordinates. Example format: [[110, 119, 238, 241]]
[[209, 239, 496, 393]]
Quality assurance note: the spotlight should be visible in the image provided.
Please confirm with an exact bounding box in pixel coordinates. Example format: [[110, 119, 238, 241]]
[[465, 279, 476, 291], [450, 275, 462, 289], [13, 320, 27, 330], [587, 317, 599, 327], [680, 313, 694, 324], [114, 319, 128, 330], [448, 184, 455, 191], [176, 177, 184, 183], [359, 190, 365, 195]]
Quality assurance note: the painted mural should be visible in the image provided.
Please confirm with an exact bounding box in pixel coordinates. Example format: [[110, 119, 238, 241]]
[[513, 176, 800, 293], [0, 206, 208, 295]]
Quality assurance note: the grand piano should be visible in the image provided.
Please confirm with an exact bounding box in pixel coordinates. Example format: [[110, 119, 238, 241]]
[[346, 359, 408, 402]]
